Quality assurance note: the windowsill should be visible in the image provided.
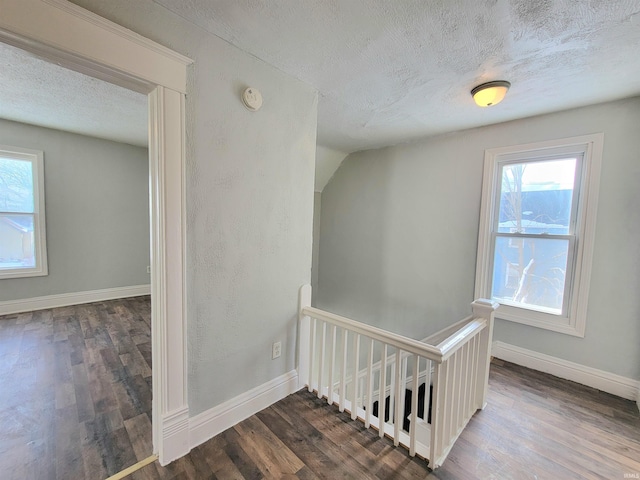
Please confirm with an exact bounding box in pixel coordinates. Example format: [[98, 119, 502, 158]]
[[0, 267, 48, 280], [494, 303, 585, 337]]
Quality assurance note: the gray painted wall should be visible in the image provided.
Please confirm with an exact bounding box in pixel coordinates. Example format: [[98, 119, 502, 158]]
[[311, 191, 321, 305], [317, 97, 640, 381], [70, 0, 318, 415], [0, 118, 150, 301]]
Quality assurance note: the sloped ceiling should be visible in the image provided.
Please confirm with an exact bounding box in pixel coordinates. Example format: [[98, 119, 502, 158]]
[[152, 0, 640, 152], [0, 42, 148, 148]]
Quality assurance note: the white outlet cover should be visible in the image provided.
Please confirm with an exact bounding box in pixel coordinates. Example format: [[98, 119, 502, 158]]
[[242, 87, 263, 111], [272, 341, 281, 359]]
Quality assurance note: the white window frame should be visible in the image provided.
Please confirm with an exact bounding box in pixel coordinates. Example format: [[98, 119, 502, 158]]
[[474, 134, 603, 337], [0, 145, 48, 279]]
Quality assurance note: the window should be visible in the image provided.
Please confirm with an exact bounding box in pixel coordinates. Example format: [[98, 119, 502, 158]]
[[475, 134, 603, 336], [0, 145, 48, 279]]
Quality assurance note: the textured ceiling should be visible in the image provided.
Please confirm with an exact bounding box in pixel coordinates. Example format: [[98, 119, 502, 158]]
[[0, 43, 148, 148], [2, 1, 640, 153], [153, 0, 640, 153]]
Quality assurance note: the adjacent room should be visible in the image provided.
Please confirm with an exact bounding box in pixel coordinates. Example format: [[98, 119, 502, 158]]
[[1, 0, 639, 479], [0, 42, 153, 478]]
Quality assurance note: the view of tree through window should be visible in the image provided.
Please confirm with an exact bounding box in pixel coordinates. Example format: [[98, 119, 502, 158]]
[[491, 158, 578, 315], [0, 155, 37, 269], [477, 134, 602, 335]]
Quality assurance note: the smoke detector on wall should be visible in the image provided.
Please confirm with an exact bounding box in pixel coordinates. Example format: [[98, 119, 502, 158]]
[[242, 87, 263, 111]]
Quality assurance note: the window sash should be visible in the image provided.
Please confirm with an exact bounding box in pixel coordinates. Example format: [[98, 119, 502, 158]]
[[0, 145, 47, 279], [492, 155, 584, 237], [489, 155, 582, 318], [488, 232, 577, 317], [474, 133, 604, 337]]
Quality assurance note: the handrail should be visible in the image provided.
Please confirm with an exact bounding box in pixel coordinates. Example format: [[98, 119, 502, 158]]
[[302, 306, 444, 362], [421, 315, 475, 345], [436, 318, 486, 360], [302, 306, 488, 364]]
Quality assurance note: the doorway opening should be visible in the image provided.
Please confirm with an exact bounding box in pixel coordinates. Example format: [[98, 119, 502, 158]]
[[0, 0, 191, 468]]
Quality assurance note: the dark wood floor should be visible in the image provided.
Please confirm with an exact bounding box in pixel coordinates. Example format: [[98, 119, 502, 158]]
[[2, 297, 640, 479], [0, 296, 153, 480], [130, 360, 640, 480]]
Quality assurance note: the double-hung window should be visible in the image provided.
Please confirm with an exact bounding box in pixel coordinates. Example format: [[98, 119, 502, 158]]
[[475, 134, 603, 337], [0, 145, 48, 279]]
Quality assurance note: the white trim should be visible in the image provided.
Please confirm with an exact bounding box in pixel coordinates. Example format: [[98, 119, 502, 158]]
[[161, 407, 190, 464], [0, 0, 192, 465], [148, 85, 189, 465], [189, 371, 299, 450], [41, 0, 192, 67], [0, 285, 150, 316], [492, 341, 640, 401], [0, 145, 47, 279], [475, 134, 604, 337], [0, 0, 191, 94]]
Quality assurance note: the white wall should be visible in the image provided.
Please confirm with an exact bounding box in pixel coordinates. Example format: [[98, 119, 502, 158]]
[[69, 0, 318, 415], [318, 97, 640, 381], [315, 145, 348, 192], [0, 118, 149, 301]]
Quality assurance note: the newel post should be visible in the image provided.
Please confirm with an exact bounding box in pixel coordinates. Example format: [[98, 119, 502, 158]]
[[298, 285, 312, 390], [471, 298, 500, 410]]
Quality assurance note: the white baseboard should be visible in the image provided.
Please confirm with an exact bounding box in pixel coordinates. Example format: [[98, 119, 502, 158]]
[[0, 284, 151, 316], [492, 341, 640, 403], [189, 370, 299, 450], [160, 407, 190, 466]]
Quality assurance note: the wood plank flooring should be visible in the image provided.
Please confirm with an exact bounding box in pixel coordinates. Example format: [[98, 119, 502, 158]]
[[129, 360, 640, 480], [2, 296, 639, 479], [0, 296, 153, 480]]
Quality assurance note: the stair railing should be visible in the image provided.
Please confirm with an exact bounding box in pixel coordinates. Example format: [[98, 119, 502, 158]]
[[298, 285, 498, 468]]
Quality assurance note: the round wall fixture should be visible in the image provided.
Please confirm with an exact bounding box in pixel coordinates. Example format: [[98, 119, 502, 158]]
[[242, 87, 263, 111]]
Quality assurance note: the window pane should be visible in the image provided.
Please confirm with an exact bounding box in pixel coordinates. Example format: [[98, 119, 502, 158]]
[[497, 159, 576, 235], [0, 214, 36, 269], [491, 236, 569, 315], [0, 157, 34, 213]]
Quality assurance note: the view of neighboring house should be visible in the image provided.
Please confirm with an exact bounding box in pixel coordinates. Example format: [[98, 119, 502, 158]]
[[0, 216, 33, 268]]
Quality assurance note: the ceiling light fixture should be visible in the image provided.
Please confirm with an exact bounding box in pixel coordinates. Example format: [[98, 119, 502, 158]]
[[471, 80, 511, 107]]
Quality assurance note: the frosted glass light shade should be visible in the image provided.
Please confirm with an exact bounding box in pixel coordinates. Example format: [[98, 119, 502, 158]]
[[471, 81, 511, 107]]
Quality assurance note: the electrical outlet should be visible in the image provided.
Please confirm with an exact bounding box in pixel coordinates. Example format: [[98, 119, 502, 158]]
[[272, 341, 281, 359]]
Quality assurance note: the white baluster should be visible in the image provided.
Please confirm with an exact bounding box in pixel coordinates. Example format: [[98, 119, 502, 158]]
[[339, 328, 347, 412], [448, 352, 457, 440], [393, 349, 402, 446], [430, 363, 442, 463], [400, 355, 408, 430], [308, 317, 316, 393], [317, 321, 326, 399], [423, 358, 431, 425], [327, 324, 336, 405], [409, 354, 420, 456], [351, 333, 360, 421], [378, 344, 388, 438], [467, 335, 480, 415], [365, 338, 374, 428], [460, 342, 469, 429]]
